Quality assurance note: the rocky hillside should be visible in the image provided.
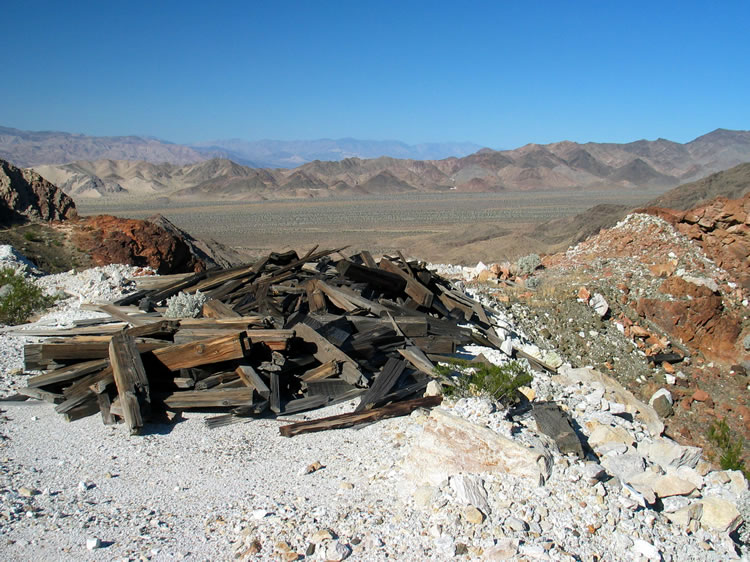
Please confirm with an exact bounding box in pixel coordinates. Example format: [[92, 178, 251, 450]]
[[0, 159, 77, 225], [31, 129, 750, 200]]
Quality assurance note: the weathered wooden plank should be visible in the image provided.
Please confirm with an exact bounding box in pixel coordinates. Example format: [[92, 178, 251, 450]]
[[279, 395, 442, 437], [314, 280, 389, 316], [109, 332, 151, 434], [97, 304, 151, 327], [245, 329, 295, 351], [55, 390, 95, 414], [24, 340, 166, 369], [294, 323, 364, 386], [26, 359, 109, 388], [235, 365, 270, 399], [282, 395, 328, 414], [62, 366, 114, 398], [300, 360, 340, 382], [336, 260, 407, 293], [411, 336, 457, 355], [172, 377, 196, 389], [269, 372, 281, 413], [152, 332, 246, 371], [63, 397, 100, 422], [97, 392, 116, 425], [355, 358, 407, 412], [124, 320, 180, 339], [194, 371, 239, 390], [379, 259, 434, 307], [304, 378, 356, 397], [17, 387, 65, 404], [202, 299, 241, 319], [398, 346, 435, 375], [163, 388, 254, 409], [178, 316, 266, 328], [359, 250, 377, 269]]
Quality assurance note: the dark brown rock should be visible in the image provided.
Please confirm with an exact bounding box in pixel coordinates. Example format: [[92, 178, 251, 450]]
[[0, 159, 77, 225]]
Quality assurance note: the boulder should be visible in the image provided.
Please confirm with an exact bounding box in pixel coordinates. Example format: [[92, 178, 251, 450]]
[[648, 388, 674, 418], [404, 409, 552, 486], [72, 215, 205, 274], [698, 496, 742, 533], [642, 437, 701, 469], [0, 159, 77, 225], [555, 367, 664, 436]]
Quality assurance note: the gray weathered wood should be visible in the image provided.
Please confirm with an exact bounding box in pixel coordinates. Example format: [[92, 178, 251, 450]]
[[109, 332, 151, 434]]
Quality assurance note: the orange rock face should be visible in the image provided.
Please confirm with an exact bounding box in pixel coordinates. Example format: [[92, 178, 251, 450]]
[[72, 215, 205, 274]]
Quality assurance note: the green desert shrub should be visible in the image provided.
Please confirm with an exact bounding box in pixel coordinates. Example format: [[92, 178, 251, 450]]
[[708, 418, 749, 478], [0, 268, 56, 325], [434, 359, 532, 404], [516, 253, 541, 276]]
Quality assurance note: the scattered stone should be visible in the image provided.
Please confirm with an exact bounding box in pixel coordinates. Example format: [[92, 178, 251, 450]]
[[505, 516, 528, 532], [632, 538, 660, 560], [413, 485, 436, 509], [589, 293, 609, 317], [310, 529, 334, 544], [692, 389, 709, 402], [601, 453, 646, 482], [699, 497, 742, 533], [424, 380, 442, 397], [483, 538, 519, 560], [463, 506, 485, 524], [450, 474, 490, 513], [649, 388, 674, 418], [302, 461, 323, 475], [644, 437, 701, 469], [17, 487, 38, 498], [325, 541, 351, 561], [85, 537, 101, 551], [587, 422, 635, 448]]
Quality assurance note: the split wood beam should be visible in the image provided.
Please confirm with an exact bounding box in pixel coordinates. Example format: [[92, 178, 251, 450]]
[[109, 332, 151, 434], [279, 395, 442, 437]]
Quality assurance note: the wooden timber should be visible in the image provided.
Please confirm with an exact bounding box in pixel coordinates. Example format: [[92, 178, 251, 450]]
[[109, 333, 151, 434], [293, 323, 364, 386], [202, 299, 241, 319], [235, 365, 270, 398], [354, 357, 407, 412], [26, 359, 109, 388], [152, 332, 247, 371], [279, 395, 442, 437], [163, 388, 254, 409]]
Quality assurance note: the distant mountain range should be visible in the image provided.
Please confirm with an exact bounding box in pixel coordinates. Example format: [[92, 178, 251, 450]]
[[0, 126, 482, 169], [26, 128, 750, 200]]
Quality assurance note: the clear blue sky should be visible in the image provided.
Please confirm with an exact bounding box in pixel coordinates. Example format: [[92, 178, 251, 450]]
[[1, 1, 748, 148]]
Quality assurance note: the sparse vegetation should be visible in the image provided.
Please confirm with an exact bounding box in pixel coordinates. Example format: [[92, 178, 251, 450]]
[[434, 358, 532, 404], [23, 230, 41, 242], [516, 253, 541, 276], [0, 268, 56, 325], [708, 418, 749, 478]]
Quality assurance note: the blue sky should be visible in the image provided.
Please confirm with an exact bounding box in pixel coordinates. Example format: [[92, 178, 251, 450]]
[[1, 1, 748, 148]]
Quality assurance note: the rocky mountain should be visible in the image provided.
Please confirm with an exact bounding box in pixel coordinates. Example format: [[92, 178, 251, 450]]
[[0, 125, 481, 169], [0, 126, 218, 168], [0, 159, 77, 225], [31, 129, 750, 200], [190, 138, 483, 168]]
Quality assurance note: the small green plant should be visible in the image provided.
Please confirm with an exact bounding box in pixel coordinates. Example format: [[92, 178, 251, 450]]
[[708, 419, 749, 479], [434, 359, 532, 404], [23, 230, 41, 243], [0, 268, 56, 325], [516, 253, 541, 276]]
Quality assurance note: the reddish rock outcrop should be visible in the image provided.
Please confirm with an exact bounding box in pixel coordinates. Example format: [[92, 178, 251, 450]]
[[636, 275, 742, 363], [72, 215, 205, 274], [642, 192, 750, 288], [0, 158, 77, 225]]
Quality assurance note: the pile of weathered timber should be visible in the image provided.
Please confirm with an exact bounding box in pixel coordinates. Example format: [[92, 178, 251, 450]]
[[15, 247, 552, 436]]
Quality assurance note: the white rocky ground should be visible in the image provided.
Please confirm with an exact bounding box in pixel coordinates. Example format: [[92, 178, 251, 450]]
[[0, 245, 747, 561]]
